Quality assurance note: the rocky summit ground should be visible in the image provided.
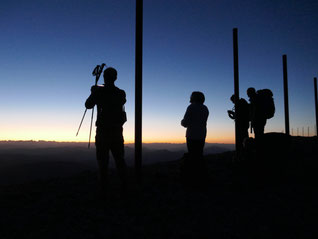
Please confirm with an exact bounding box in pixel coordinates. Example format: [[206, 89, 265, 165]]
[[1, 137, 317, 239]]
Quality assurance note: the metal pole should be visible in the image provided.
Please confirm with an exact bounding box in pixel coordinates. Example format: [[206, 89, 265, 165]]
[[282, 55, 290, 136], [314, 77, 318, 136], [233, 28, 240, 152], [88, 64, 105, 148], [135, 0, 143, 181], [88, 108, 94, 148]]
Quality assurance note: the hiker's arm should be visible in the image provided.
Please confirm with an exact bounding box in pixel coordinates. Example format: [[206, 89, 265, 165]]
[[85, 86, 98, 109], [120, 90, 127, 106], [181, 106, 191, 127]]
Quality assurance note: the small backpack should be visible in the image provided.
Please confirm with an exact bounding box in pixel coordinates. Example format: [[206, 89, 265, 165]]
[[256, 89, 275, 119]]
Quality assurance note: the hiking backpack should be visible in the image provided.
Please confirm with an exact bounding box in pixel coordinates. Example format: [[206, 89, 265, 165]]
[[256, 89, 275, 119]]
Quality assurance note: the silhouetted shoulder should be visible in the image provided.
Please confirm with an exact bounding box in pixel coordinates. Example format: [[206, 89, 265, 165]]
[[203, 104, 209, 113], [109, 86, 125, 95], [98, 86, 126, 104], [118, 87, 126, 98], [187, 103, 209, 113], [113, 87, 126, 105], [197, 104, 209, 116], [240, 98, 248, 104]]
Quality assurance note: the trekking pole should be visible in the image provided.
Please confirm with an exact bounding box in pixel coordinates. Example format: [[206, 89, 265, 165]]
[[75, 64, 106, 137], [76, 108, 87, 136], [88, 63, 106, 148]]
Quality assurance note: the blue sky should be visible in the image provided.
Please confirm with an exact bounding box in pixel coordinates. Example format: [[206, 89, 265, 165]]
[[0, 0, 317, 142]]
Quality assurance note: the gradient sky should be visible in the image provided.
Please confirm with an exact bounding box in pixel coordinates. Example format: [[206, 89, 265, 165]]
[[0, 0, 318, 143]]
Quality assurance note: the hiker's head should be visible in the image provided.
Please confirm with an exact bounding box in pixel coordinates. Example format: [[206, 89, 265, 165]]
[[103, 67, 117, 84], [247, 87, 256, 98], [190, 91, 205, 104]]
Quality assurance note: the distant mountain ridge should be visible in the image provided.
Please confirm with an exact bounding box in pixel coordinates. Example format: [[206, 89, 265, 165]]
[[0, 140, 234, 151], [0, 140, 234, 185], [0, 140, 234, 165]]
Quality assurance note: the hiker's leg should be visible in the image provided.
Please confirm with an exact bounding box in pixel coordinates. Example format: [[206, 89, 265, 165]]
[[111, 141, 127, 188], [257, 119, 266, 137], [254, 124, 263, 139], [198, 139, 206, 165], [188, 139, 205, 172], [96, 133, 110, 190], [237, 127, 249, 155], [197, 139, 205, 156], [192, 139, 207, 183], [187, 139, 197, 156], [189, 139, 204, 156], [261, 119, 267, 134]]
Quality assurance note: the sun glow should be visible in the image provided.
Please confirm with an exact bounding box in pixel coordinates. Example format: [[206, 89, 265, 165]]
[[0, 113, 235, 144], [0, 127, 234, 144]]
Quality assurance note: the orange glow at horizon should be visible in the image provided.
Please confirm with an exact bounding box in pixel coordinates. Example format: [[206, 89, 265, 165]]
[[0, 127, 235, 144], [0, 115, 235, 144]]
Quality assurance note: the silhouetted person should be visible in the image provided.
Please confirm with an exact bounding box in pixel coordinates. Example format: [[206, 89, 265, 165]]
[[228, 94, 249, 152], [181, 92, 209, 184], [85, 67, 127, 193], [247, 87, 266, 139]]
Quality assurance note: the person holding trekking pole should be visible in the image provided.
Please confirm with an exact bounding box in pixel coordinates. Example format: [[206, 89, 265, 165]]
[[85, 67, 127, 194]]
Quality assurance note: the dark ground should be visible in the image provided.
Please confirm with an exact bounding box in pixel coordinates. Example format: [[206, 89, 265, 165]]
[[0, 136, 317, 238]]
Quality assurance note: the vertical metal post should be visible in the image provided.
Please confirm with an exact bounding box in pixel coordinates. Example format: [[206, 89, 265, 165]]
[[282, 55, 290, 136], [314, 77, 318, 136], [135, 0, 143, 181], [233, 28, 240, 152]]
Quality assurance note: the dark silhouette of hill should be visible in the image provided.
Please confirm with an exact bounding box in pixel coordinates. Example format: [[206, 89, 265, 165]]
[[0, 136, 317, 238], [0, 145, 97, 185], [0, 140, 89, 149]]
